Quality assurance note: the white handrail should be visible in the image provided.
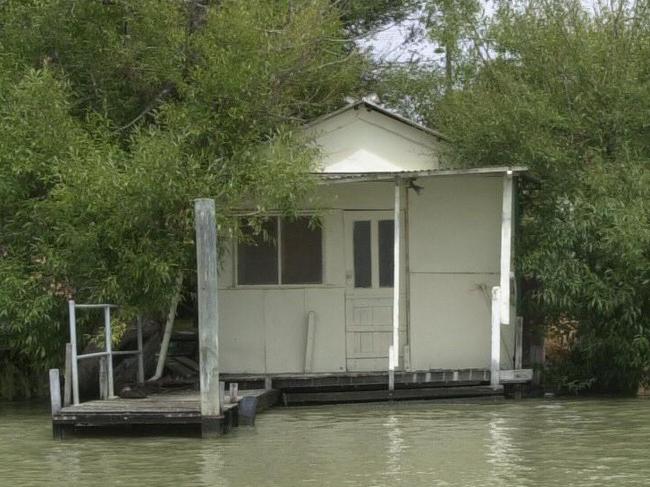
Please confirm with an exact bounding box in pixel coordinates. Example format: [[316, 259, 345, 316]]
[[68, 300, 144, 405]]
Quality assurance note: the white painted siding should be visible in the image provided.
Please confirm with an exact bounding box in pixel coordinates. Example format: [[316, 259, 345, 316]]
[[408, 175, 515, 370], [305, 108, 442, 173], [217, 176, 516, 374]]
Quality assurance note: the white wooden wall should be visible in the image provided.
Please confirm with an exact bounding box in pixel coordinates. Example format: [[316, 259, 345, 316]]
[[408, 175, 515, 370], [217, 175, 515, 374], [304, 108, 442, 173]]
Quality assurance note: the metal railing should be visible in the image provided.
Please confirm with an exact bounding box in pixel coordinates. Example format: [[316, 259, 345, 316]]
[[68, 300, 144, 405]]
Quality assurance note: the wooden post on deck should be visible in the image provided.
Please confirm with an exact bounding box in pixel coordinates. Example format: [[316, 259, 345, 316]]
[[491, 286, 501, 389], [194, 198, 221, 437]]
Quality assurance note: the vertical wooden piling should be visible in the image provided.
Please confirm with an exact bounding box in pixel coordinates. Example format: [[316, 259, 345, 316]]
[[63, 343, 72, 407], [229, 382, 239, 403], [99, 357, 108, 400], [49, 369, 63, 439], [49, 369, 62, 416], [194, 198, 221, 437], [515, 316, 524, 370], [136, 315, 145, 385]]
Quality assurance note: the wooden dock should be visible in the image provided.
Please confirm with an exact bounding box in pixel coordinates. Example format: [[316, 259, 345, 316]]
[[51, 388, 279, 438]]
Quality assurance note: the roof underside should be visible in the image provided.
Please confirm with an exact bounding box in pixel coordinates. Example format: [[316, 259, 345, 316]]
[[316, 166, 528, 184]]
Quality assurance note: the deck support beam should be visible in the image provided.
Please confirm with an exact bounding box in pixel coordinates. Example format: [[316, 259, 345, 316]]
[[389, 177, 401, 393], [194, 198, 221, 436]]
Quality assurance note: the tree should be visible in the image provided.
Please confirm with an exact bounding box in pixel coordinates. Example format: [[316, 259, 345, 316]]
[[382, 0, 650, 393], [0, 0, 370, 397]]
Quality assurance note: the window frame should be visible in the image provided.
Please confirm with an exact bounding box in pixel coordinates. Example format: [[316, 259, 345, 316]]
[[235, 214, 325, 288]]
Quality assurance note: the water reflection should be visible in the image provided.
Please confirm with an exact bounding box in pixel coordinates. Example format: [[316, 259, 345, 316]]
[[384, 414, 404, 478], [2, 399, 650, 486]]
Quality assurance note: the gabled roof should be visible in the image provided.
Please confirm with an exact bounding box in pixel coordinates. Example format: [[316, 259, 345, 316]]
[[305, 97, 448, 142]]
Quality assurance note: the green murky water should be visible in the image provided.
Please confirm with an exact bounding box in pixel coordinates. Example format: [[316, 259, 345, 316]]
[[1, 398, 649, 486]]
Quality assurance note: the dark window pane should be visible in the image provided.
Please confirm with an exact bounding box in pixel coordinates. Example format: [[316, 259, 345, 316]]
[[237, 218, 278, 285], [281, 217, 322, 284], [353, 220, 371, 288], [378, 219, 394, 287]]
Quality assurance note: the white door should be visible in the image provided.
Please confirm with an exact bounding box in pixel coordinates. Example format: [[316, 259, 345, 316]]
[[344, 211, 406, 372]]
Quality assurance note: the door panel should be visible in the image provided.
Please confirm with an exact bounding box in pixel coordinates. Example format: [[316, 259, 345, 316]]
[[344, 211, 406, 372]]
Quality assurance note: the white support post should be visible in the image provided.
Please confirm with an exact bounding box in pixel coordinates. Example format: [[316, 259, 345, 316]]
[[500, 172, 514, 324], [136, 315, 145, 384], [491, 286, 501, 389], [195, 198, 221, 436], [389, 177, 401, 393], [68, 300, 80, 406], [104, 306, 115, 399]]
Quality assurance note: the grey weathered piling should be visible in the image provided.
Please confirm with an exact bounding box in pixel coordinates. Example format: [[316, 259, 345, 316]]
[[49, 369, 62, 416], [194, 198, 221, 438], [63, 343, 72, 407], [49, 369, 64, 440]]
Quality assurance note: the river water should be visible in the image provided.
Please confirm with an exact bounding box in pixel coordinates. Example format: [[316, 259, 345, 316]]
[[1, 398, 649, 486]]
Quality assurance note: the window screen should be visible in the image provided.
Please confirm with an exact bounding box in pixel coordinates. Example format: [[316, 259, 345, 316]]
[[281, 217, 322, 284], [378, 219, 394, 287], [237, 218, 278, 285], [353, 220, 371, 288]]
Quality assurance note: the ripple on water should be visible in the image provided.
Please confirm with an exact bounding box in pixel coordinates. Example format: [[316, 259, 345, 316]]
[[1, 398, 650, 486]]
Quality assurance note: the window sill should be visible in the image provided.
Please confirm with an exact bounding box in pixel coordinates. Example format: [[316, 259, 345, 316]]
[[229, 284, 342, 290]]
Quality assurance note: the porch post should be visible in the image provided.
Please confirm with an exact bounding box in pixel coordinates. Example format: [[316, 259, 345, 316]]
[[194, 198, 221, 437], [499, 171, 514, 324], [389, 177, 401, 393], [490, 286, 501, 389]]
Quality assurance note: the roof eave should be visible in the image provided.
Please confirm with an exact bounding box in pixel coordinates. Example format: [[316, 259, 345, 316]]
[[314, 166, 529, 184], [305, 99, 449, 142]]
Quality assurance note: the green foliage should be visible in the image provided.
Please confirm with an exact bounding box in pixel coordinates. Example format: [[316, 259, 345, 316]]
[[383, 0, 650, 392], [0, 0, 367, 380]]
